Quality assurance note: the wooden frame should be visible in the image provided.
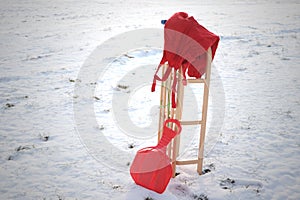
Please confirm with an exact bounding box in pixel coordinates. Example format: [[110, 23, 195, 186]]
[[157, 48, 213, 176]]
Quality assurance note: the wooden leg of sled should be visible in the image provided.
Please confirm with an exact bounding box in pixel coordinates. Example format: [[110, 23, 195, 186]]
[[171, 67, 184, 177], [197, 48, 212, 174], [158, 64, 175, 161], [197, 81, 209, 174], [158, 65, 167, 141], [165, 69, 174, 163], [170, 107, 177, 177]]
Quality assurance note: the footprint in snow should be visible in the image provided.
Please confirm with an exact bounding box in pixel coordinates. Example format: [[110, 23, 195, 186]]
[[220, 178, 263, 194], [202, 163, 215, 174], [5, 103, 15, 108], [8, 145, 35, 160], [220, 178, 235, 190], [168, 184, 209, 200]]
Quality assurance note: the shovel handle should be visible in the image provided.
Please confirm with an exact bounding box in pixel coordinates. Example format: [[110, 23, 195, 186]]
[[164, 119, 182, 135], [157, 119, 182, 148]]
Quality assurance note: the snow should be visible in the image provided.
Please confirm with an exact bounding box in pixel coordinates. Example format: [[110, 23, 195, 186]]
[[0, 0, 299, 199]]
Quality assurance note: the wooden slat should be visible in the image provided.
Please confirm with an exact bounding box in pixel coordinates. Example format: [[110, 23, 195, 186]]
[[180, 120, 202, 125], [176, 159, 198, 165], [187, 79, 206, 84]]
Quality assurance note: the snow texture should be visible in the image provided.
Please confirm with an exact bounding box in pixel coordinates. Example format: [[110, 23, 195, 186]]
[[0, 0, 299, 199]]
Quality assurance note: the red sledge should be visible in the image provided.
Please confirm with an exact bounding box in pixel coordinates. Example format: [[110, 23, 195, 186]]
[[130, 119, 182, 193]]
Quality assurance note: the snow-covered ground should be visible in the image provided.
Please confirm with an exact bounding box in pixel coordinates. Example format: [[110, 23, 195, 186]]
[[1, 0, 299, 199]]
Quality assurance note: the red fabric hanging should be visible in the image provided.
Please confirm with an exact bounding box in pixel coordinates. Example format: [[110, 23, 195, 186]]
[[151, 12, 220, 108]]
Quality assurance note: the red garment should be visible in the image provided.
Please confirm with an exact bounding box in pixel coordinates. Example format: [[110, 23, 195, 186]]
[[152, 12, 220, 108]]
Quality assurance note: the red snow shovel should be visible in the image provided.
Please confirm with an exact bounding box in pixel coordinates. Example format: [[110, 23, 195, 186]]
[[130, 119, 182, 193]]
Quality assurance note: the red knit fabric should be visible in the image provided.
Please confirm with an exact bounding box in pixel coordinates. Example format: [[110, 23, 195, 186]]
[[152, 12, 220, 108]]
